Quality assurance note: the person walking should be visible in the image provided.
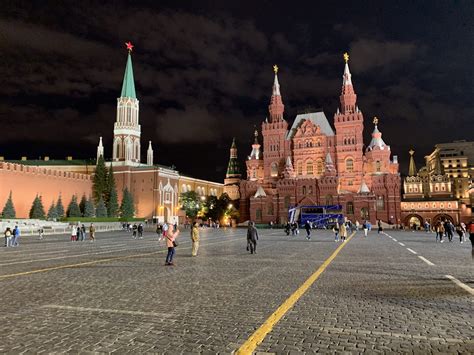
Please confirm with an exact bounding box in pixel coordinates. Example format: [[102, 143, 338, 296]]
[[439, 222, 445, 243], [165, 225, 180, 266], [247, 221, 259, 254], [377, 220, 383, 234], [333, 222, 340, 242], [455, 224, 465, 243], [340, 222, 348, 242], [191, 222, 200, 256], [12, 225, 20, 246], [89, 223, 96, 242], [138, 223, 144, 239], [162, 222, 169, 241], [38, 227, 44, 240], [284, 222, 290, 236], [446, 221, 454, 242], [81, 224, 86, 241], [4, 227, 12, 247], [363, 220, 369, 237], [304, 220, 312, 240], [355, 220, 360, 231], [71, 224, 77, 242]]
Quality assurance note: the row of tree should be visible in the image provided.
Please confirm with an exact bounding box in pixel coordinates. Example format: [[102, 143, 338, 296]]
[[179, 191, 238, 222]]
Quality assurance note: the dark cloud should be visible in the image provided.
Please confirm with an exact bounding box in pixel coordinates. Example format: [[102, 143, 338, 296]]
[[0, 1, 472, 180]]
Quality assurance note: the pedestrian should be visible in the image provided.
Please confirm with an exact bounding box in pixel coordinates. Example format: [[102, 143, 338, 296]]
[[355, 220, 360, 231], [340, 222, 347, 242], [247, 221, 259, 254], [363, 220, 368, 237], [377, 220, 383, 234], [165, 225, 180, 266], [304, 220, 312, 240], [12, 225, 20, 246], [468, 221, 474, 249], [81, 224, 86, 241], [446, 221, 454, 242], [4, 227, 12, 247], [89, 223, 96, 242], [132, 224, 138, 239], [71, 224, 77, 242], [191, 221, 199, 256], [284, 222, 290, 236], [38, 227, 44, 240], [455, 224, 464, 243], [138, 223, 144, 239], [76, 224, 83, 242], [438, 222, 445, 243], [333, 222, 340, 242]]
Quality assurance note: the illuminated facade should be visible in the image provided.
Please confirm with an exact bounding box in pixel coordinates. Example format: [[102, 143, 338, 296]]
[[228, 56, 401, 224], [401, 141, 474, 226]]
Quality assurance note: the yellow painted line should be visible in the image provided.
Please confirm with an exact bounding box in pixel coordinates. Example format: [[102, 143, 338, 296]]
[[236, 232, 355, 355]]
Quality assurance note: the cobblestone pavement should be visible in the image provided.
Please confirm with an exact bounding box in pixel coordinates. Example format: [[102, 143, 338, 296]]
[[0, 227, 472, 354]]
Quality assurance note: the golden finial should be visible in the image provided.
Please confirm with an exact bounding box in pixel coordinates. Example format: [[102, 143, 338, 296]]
[[343, 52, 349, 63], [409, 149, 415, 156], [273, 64, 279, 74], [373, 116, 379, 125]]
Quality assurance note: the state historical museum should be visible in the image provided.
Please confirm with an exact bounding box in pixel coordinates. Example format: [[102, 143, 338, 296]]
[[224, 55, 401, 225]]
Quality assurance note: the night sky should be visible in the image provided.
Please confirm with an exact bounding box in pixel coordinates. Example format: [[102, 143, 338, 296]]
[[1, 1, 473, 182]]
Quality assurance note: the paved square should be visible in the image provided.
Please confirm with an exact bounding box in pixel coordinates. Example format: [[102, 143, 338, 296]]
[[0, 227, 472, 353]]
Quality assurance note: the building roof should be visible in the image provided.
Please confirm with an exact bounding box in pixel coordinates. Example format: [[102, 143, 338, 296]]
[[120, 53, 137, 99], [286, 111, 334, 140], [5, 159, 94, 166]]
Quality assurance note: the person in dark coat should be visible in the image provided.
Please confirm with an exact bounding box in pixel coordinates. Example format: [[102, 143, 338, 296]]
[[247, 221, 259, 254], [304, 220, 312, 240]]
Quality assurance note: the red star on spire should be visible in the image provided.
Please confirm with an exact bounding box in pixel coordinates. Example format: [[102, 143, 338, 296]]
[[125, 41, 134, 52]]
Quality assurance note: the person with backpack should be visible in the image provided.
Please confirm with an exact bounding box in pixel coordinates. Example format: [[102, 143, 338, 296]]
[[165, 225, 180, 266], [4, 227, 12, 247], [340, 222, 348, 242], [12, 225, 20, 246], [137, 224, 144, 239]]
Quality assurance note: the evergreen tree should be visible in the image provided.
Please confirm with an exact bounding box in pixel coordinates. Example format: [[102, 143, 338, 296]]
[[29, 195, 46, 219], [1, 191, 16, 219], [67, 195, 82, 218], [93, 155, 108, 203], [108, 187, 119, 217], [47, 202, 58, 220], [106, 164, 119, 217], [56, 195, 65, 219], [83, 196, 95, 218], [120, 187, 135, 219], [79, 194, 87, 216], [96, 196, 108, 218]]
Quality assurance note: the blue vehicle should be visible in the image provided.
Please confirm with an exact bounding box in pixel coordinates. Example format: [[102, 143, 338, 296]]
[[288, 205, 344, 229]]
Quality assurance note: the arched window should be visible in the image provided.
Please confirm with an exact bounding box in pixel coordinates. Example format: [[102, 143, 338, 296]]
[[316, 139, 321, 147], [351, 138, 355, 144], [306, 160, 313, 175], [343, 138, 347, 145], [346, 158, 354, 172], [271, 162, 278, 177], [376, 196, 385, 210], [375, 160, 381, 172], [316, 159, 324, 175], [297, 161, 303, 176], [302, 186, 306, 195]]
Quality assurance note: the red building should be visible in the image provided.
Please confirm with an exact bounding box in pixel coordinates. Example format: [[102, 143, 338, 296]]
[[228, 55, 401, 224]]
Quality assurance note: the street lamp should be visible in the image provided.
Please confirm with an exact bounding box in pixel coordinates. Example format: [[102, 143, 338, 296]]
[[228, 203, 233, 209]]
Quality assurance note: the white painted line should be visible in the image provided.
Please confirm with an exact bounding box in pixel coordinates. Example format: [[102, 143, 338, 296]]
[[406, 248, 417, 255], [42, 305, 172, 318], [392, 238, 398, 242], [398, 242, 405, 246], [418, 255, 435, 266], [445, 275, 474, 296]]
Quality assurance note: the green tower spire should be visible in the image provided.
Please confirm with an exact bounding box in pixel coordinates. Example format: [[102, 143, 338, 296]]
[[226, 138, 241, 177], [120, 52, 137, 99]]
